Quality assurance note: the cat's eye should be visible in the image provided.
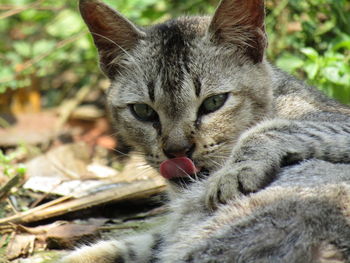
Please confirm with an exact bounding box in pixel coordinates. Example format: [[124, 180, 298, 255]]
[[200, 93, 228, 114], [130, 104, 158, 122]]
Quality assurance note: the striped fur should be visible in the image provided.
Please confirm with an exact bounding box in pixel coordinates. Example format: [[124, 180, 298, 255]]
[[61, 0, 350, 262]]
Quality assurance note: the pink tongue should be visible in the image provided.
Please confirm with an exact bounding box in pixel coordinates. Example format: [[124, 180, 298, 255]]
[[160, 157, 198, 179]]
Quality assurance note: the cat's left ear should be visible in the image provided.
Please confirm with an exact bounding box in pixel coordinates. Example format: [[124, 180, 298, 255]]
[[208, 0, 267, 63], [79, 0, 146, 78]]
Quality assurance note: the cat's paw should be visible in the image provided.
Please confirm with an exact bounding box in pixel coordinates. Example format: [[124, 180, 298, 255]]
[[205, 160, 275, 210], [60, 240, 127, 263]]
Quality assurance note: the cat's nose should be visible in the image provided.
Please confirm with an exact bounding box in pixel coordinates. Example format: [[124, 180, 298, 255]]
[[163, 143, 195, 159]]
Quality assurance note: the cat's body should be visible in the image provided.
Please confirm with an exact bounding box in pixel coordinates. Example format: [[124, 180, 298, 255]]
[[62, 160, 350, 263], [61, 0, 350, 262], [160, 160, 350, 263]]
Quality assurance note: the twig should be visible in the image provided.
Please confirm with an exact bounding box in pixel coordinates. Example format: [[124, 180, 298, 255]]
[[0, 5, 63, 11], [0, 174, 22, 201], [15, 32, 87, 74], [0, 0, 43, 20], [0, 178, 166, 225], [7, 196, 20, 213], [27, 195, 72, 213]]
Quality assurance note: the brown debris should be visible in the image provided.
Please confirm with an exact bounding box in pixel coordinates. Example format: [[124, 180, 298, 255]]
[[5, 220, 108, 260], [0, 111, 58, 147], [6, 233, 36, 260], [0, 177, 165, 225]]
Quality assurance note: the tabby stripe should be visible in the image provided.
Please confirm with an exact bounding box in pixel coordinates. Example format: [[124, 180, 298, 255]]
[[148, 81, 155, 102], [124, 241, 137, 261], [341, 125, 350, 134], [113, 255, 125, 263], [150, 233, 163, 263], [324, 123, 341, 134], [193, 76, 201, 97]]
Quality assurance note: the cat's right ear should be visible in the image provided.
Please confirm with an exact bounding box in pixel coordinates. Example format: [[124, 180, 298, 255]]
[[208, 0, 267, 64], [79, 0, 145, 78]]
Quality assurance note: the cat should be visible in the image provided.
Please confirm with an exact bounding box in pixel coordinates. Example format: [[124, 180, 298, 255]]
[[61, 0, 350, 262]]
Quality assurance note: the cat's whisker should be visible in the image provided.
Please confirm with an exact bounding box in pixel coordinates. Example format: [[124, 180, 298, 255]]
[[109, 147, 131, 157], [134, 164, 154, 171], [207, 158, 226, 170], [192, 171, 199, 182]]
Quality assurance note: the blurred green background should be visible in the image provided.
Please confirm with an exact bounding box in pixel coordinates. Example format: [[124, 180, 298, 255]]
[[0, 0, 349, 109]]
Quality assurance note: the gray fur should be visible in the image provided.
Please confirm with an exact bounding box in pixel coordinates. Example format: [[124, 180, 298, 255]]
[[159, 160, 350, 263], [61, 0, 350, 262]]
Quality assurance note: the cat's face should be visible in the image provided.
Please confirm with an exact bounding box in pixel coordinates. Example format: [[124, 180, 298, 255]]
[[80, 0, 272, 190]]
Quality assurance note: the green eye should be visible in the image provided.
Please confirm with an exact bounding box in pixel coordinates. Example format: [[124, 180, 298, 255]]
[[200, 93, 228, 114], [130, 104, 158, 122]]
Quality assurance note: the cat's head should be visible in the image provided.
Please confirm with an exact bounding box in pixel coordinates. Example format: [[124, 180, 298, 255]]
[[79, 0, 273, 191]]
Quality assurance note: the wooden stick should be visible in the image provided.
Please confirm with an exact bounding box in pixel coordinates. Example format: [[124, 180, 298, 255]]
[[0, 179, 166, 225], [0, 0, 43, 19]]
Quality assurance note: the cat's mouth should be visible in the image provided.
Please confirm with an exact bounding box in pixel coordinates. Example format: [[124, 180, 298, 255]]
[[159, 157, 210, 187]]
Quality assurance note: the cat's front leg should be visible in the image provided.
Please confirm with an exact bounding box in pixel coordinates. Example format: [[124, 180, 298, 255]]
[[60, 233, 161, 263], [205, 119, 350, 210], [205, 142, 281, 210]]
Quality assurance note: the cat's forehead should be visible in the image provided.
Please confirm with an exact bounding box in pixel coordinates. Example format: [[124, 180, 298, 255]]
[[111, 16, 244, 110], [144, 17, 210, 94], [149, 16, 210, 43]]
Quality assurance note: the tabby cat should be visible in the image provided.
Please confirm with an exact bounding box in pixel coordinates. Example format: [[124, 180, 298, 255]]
[[61, 0, 350, 262]]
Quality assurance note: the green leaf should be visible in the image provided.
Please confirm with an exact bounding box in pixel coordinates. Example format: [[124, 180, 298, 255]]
[[13, 41, 32, 57], [0, 67, 13, 80], [47, 10, 84, 38], [16, 164, 27, 176], [9, 0, 27, 5], [332, 40, 350, 51], [32, 40, 56, 56], [301, 47, 319, 60], [276, 54, 304, 73], [322, 66, 349, 85], [315, 20, 335, 36], [5, 52, 22, 65], [304, 62, 319, 80]]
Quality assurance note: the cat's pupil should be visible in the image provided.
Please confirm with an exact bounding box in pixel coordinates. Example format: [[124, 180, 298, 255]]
[[130, 104, 158, 122], [201, 93, 228, 114]]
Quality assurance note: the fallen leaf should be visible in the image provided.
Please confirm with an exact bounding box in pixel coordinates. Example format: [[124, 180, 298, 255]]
[[45, 223, 101, 249], [5, 219, 108, 258], [6, 233, 35, 260], [0, 112, 58, 147]]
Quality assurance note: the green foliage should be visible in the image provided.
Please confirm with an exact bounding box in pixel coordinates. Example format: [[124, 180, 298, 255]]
[[0, 147, 27, 177], [266, 0, 350, 103], [0, 0, 349, 104], [0, 0, 98, 104]]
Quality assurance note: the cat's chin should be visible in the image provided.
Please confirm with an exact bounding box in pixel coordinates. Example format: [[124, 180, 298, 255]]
[[168, 169, 210, 188]]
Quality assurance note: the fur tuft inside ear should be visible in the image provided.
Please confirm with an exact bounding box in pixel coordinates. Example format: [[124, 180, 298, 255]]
[[79, 0, 145, 78], [209, 0, 267, 63]]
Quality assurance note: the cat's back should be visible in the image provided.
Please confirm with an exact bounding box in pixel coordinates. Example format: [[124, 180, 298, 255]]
[[271, 67, 350, 120], [160, 160, 350, 263]]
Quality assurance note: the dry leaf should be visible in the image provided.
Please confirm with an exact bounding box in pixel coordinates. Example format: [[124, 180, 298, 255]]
[[6, 234, 36, 260]]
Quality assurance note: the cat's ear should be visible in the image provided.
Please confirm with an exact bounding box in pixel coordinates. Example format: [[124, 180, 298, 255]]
[[79, 0, 145, 78], [208, 0, 267, 63]]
